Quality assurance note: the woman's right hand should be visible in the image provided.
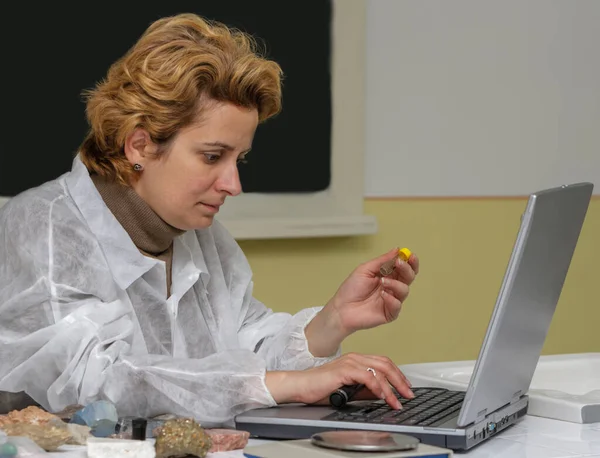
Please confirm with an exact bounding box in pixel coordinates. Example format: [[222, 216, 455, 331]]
[[265, 353, 415, 410]]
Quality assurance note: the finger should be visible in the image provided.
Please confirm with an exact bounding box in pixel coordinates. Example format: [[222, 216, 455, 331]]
[[366, 356, 415, 395], [359, 358, 414, 405], [380, 287, 403, 322], [393, 259, 416, 285], [409, 253, 419, 275], [381, 277, 410, 304], [369, 367, 402, 410], [368, 355, 413, 388], [348, 361, 400, 410], [342, 354, 389, 400], [360, 248, 400, 276], [352, 386, 381, 401], [345, 353, 415, 402], [348, 363, 388, 402]]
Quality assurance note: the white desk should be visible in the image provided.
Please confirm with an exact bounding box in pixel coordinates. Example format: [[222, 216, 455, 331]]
[[447, 415, 600, 457], [217, 416, 600, 458], [48, 415, 600, 457]]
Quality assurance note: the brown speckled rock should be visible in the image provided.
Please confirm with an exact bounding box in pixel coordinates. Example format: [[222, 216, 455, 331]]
[[154, 418, 211, 458], [0, 405, 90, 447], [0, 405, 58, 426], [0, 422, 72, 451]]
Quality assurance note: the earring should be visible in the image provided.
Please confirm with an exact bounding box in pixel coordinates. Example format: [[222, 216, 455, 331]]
[[133, 163, 143, 171]]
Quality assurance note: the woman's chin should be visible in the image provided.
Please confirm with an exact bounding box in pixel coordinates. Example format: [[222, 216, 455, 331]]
[[189, 214, 215, 230]]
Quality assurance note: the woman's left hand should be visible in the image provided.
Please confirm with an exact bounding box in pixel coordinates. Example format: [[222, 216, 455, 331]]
[[327, 248, 419, 335], [304, 248, 419, 357]]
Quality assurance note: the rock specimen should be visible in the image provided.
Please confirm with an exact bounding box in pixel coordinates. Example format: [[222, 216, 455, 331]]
[[70, 400, 118, 437], [206, 429, 250, 452], [0, 422, 72, 451], [1, 430, 49, 456], [52, 404, 85, 422], [112, 417, 148, 440], [0, 430, 18, 458], [154, 418, 211, 458], [0, 406, 57, 426], [0, 405, 86, 450], [87, 437, 156, 458]]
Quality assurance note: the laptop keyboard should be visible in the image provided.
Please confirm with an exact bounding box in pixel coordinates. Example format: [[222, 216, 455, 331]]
[[322, 387, 465, 427]]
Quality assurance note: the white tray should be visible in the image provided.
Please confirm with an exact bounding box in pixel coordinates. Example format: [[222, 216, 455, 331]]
[[399, 353, 600, 424]]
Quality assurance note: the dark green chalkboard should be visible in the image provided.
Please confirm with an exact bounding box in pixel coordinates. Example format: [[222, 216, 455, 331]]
[[1, 1, 332, 195]]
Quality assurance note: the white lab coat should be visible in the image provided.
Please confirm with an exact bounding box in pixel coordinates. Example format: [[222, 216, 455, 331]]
[[0, 156, 338, 426]]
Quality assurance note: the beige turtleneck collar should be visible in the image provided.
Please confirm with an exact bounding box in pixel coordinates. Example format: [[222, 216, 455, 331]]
[[91, 173, 185, 297]]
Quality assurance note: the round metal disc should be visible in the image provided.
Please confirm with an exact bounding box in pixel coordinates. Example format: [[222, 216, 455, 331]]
[[310, 430, 420, 452]]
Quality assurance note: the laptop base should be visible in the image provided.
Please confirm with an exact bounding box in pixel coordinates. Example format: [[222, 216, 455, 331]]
[[236, 397, 528, 451]]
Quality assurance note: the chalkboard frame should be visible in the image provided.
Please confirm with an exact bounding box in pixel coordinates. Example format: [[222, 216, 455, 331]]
[[217, 0, 377, 239]]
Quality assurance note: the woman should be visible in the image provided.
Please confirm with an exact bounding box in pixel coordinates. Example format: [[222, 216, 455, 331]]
[[0, 13, 419, 426]]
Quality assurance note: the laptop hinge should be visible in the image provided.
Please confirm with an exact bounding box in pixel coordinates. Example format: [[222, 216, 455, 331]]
[[475, 408, 488, 424], [510, 390, 523, 404]]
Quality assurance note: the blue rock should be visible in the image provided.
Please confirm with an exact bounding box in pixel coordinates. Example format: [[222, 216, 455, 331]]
[[0, 431, 14, 458], [70, 400, 118, 437], [0, 442, 18, 458]]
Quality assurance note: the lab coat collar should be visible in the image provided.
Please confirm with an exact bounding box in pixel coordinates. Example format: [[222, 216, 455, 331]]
[[188, 230, 209, 280], [65, 155, 211, 292], [64, 155, 160, 290], [177, 228, 210, 291]]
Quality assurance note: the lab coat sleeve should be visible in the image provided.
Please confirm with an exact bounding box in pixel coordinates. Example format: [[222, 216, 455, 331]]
[[208, 219, 341, 372], [0, 288, 278, 426], [0, 289, 277, 426], [0, 201, 275, 426], [237, 289, 342, 372]]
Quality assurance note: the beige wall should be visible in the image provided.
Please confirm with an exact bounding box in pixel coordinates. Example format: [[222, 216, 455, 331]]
[[239, 197, 600, 365]]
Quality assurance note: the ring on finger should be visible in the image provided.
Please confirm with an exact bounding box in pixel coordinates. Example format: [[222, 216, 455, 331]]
[[367, 367, 377, 377]]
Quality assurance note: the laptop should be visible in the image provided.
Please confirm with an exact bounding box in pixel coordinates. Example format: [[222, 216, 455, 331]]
[[235, 182, 594, 451]]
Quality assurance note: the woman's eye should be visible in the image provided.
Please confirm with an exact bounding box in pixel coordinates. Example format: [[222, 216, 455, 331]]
[[237, 157, 248, 165], [203, 153, 220, 163]]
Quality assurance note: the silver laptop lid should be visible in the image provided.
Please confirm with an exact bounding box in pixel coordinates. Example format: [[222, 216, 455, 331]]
[[457, 182, 594, 427]]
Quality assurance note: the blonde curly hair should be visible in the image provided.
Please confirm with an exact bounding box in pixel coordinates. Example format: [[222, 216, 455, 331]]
[[79, 13, 282, 185]]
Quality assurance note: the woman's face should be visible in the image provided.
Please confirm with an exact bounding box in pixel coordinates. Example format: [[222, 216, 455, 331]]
[[129, 101, 258, 230]]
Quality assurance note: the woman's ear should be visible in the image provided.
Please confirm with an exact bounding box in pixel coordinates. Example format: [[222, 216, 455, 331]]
[[124, 128, 157, 167]]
